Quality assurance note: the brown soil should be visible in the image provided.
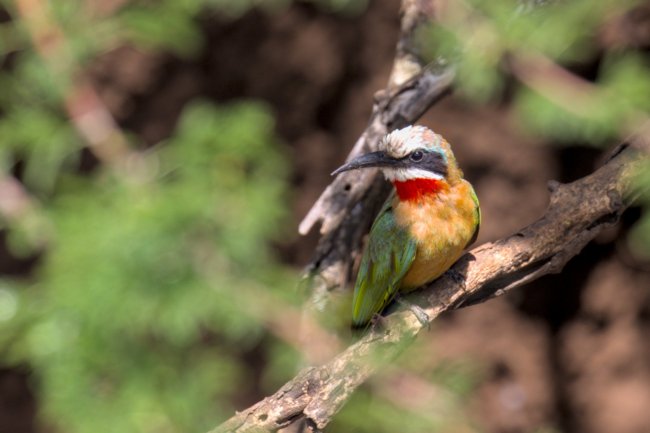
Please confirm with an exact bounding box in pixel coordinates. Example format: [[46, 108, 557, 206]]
[[2, 1, 650, 432]]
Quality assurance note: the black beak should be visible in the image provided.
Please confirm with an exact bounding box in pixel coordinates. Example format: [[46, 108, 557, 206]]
[[331, 151, 398, 176]]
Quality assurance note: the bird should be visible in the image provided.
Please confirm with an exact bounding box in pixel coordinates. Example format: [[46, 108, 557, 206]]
[[332, 125, 480, 327]]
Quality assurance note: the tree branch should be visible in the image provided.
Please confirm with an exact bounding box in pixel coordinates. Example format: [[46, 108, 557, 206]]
[[210, 137, 645, 433]]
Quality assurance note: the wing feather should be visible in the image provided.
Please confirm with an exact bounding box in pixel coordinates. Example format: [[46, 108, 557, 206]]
[[352, 194, 417, 326], [466, 184, 481, 248]]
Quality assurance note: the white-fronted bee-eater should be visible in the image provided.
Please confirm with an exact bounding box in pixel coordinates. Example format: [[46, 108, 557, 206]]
[[333, 125, 480, 327]]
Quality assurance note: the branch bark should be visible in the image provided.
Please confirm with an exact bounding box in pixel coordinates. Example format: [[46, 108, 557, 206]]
[[210, 138, 645, 433]]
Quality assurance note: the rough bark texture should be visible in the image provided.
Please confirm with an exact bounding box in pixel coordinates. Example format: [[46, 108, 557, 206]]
[[210, 140, 644, 433]]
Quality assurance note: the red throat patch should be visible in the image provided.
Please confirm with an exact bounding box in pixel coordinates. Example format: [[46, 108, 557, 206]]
[[393, 178, 445, 202]]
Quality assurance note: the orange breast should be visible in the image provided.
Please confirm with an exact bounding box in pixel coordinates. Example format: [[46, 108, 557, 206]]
[[393, 179, 478, 289]]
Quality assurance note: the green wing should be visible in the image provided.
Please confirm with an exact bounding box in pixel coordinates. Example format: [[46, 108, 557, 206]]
[[352, 194, 417, 326], [466, 184, 481, 248]]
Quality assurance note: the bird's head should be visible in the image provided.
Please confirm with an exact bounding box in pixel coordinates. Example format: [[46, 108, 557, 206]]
[[332, 126, 462, 201]]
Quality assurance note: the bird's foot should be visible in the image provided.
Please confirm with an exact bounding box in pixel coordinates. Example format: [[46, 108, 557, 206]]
[[447, 268, 466, 289], [396, 295, 430, 329], [446, 268, 468, 308], [369, 313, 388, 332]]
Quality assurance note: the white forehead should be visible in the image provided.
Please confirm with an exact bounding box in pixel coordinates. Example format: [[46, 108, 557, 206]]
[[381, 125, 443, 158]]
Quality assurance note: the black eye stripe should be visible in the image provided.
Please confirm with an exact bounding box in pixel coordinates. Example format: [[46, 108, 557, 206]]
[[398, 149, 447, 177]]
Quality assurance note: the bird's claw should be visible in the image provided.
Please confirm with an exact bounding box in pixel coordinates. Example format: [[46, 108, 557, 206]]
[[446, 268, 469, 308], [369, 313, 388, 332], [396, 296, 431, 329], [409, 304, 431, 328], [447, 268, 466, 289]]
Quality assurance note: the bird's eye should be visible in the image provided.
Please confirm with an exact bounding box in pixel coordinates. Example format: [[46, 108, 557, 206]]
[[410, 150, 424, 162]]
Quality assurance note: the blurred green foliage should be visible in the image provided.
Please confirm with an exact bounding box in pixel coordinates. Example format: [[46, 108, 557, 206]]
[[423, 0, 650, 141], [0, 1, 306, 432], [1, 95, 301, 432]]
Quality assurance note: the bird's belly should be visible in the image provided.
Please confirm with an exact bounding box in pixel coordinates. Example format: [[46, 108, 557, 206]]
[[395, 190, 477, 290], [400, 242, 465, 289]]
